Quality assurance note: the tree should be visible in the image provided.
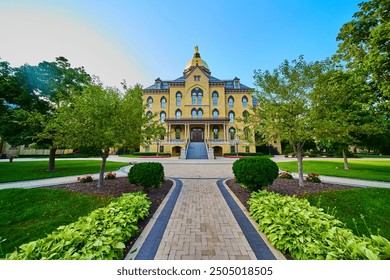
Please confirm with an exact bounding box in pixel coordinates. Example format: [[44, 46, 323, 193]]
[[336, 0, 390, 110], [311, 68, 385, 169], [252, 56, 325, 187], [0, 57, 91, 171], [55, 84, 159, 187]]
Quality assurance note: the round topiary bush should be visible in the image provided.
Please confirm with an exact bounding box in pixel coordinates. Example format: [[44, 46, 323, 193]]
[[128, 162, 164, 191], [232, 156, 279, 192]]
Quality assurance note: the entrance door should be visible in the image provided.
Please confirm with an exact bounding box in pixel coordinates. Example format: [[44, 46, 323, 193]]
[[191, 128, 203, 142]]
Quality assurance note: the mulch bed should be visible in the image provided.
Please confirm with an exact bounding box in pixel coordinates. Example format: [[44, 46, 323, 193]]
[[46, 177, 173, 258], [225, 178, 356, 211]]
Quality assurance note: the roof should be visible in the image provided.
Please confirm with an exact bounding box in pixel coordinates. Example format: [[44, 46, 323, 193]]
[[144, 75, 252, 90]]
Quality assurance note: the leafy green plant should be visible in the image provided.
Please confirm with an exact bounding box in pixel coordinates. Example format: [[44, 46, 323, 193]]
[[248, 190, 390, 260], [5, 192, 150, 260], [128, 162, 164, 191], [232, 157, 278, 192]]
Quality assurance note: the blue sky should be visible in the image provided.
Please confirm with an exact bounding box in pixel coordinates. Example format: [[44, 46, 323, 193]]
[[0, 0, 361, 88]]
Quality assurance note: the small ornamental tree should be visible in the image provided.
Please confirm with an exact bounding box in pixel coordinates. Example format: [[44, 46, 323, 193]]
[[232, 157, 278, 192]]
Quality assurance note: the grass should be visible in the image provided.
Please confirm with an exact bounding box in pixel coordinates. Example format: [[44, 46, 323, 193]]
[[304, 188, 390, 240], [0, 160, 128, 183], [277, 160, 390, 182], [0, 188, 113, 256]]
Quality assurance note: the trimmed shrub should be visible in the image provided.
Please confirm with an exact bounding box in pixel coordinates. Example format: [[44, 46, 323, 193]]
[[223, 152, 264, 157], [132, 152, 171, 157], [6, 192, 151, 260], [232, 156, 278, 192], [128, 162, 164, 191]]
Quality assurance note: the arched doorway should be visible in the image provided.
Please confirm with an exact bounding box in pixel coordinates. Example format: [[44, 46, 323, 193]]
[[213, 146, 223, 156], [191, 128, 204, 142], [172, 146, 181, 156]]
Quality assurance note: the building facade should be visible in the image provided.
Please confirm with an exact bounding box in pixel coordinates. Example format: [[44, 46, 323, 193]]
[[141, 46, 281, 158]]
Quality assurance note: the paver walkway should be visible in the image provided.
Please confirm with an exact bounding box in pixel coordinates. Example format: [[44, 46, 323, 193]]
[[155, 179, 256, 260]]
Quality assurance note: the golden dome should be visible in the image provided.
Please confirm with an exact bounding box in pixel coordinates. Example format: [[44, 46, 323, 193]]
[[184, 45, 209, 71]]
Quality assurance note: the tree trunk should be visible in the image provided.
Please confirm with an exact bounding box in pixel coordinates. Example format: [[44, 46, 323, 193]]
[[48, 147, 57, 172], [342, 148, 350, 170], [296, 150, 305, 187], [98, 149, 109, 187]]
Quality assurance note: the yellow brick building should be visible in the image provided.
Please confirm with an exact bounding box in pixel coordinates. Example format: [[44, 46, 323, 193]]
[[141, 46, 280, 159]]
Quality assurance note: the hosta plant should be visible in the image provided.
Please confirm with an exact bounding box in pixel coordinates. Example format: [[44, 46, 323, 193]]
[[248, 190, 390, 260], [6, 192, 151, 260]]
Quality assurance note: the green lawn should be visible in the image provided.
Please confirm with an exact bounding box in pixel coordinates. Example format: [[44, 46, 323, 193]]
[[304, 188, 390, 240], [0, 188, 113, 257], [277, 160, 390, 182], [0, 160, 128, 183]]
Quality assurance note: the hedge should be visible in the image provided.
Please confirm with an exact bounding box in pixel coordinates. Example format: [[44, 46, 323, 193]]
[[6, 192, 150, 260], [249, 190, 390, 260]]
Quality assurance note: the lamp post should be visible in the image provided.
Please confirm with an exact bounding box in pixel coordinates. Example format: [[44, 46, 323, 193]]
[[156, 139, 161, 156], [235, 136, 239, 157]]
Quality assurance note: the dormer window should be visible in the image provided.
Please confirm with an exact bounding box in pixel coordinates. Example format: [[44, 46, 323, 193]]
[[155, 78, 162, 89], [233, 77, 240, 89]]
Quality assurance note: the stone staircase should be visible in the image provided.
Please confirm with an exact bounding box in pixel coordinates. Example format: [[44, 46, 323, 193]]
[[186, 142, 208, 159]]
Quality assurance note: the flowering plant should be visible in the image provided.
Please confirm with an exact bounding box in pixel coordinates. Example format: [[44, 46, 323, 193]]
[[305, 173, 321, 183], [278, 171, 293, 179], [77, 175, 93, 183], [105, 172, 116, 180]]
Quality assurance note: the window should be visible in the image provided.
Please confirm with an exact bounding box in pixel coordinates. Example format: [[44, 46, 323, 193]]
[[192, 92, 197, 105], [212, 109, 219, 119], [198, 108, 203, 119], [161, 97, 166, 108], [160, 111, 166, 123], [198, 92, 202, 105], [242, 96, 248, 108], [213, 126, 219, 139], [212, 91, 218, 106], [191, 108, 197, 119], [245, 146, 250, 153], [229, 111, 235, 123], [194, 75, 200, 81], [229, 127, 236, 140], [147, 97, 153, 108], [145, 146, 150, 153], [234, 80, 240, 89], [228, 96, 234, 108], [175, 127, 181, 139], [176, 92, 182, 106], [146, 111, 152, 118], [160, 146, 164, 153], [244, 127, 250, 140], [230, 146, 235, 153], [242, 110, 249, 122], [175, 109, 182, 119]]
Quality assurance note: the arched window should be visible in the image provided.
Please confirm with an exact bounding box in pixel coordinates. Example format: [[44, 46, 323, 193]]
[[213, 126, 219, 139], [212, 109, 219, 119], [198, 108, 203, 119], [242, 96, 248, 108], [175, 127, 181, 139], [160, 111, 166, 123], [229, 111, 235, 123], [191, 108, 197, 119], [146, 111, 152, 118], [176, 92, 182, 106], [175, 109, 182, 119], [228, 96, 234, 108], [242, 110, 249, 121], [212, 91, 218, 106], [229, 127, 236, 140], [244, 127, 250, 140], [191, 88, 203, 105], [161, 97, 167, 109], [147, 97, 153, 108]]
